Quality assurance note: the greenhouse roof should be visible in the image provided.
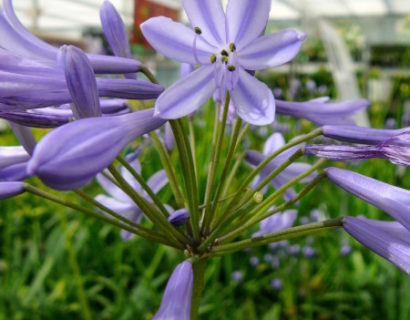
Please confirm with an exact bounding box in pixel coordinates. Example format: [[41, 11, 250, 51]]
[[6, 0, 410, 36]]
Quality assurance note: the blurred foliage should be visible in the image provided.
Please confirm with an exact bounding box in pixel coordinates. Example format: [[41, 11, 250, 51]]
[[1, 72, 410, 319]]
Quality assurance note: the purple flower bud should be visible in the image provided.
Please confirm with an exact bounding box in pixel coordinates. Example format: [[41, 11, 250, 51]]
[[276, 99, 369, 125], [58, 46, 101, 119], [271, 278, 283, 290], [168, 209, 190, 227], [232, 271, 243, 283], [164, 122, 175, 152], [153, 260, 193, 320], [326, 167, 410, 231], [344, 217, 410, 275], [100, 1, 132, 59], [0, 110, 71, 128], [27, 109, 165, 190], [322, 125, 408, 145], [0, 181, 25, 199]]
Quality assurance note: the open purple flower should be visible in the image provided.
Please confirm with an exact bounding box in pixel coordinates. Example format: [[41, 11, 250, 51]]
[[153, 260, 193, 320], [253, 209, 297, 237], [141, 0, 306, 125], [326, 167, 410, 230], [96, 160, 168, 241], [0, 0, 140, 74], [276, 98, 369, 125], [344, 217, 410, 275], [27, 108, 166, 190], [246, 133, 316, 201]]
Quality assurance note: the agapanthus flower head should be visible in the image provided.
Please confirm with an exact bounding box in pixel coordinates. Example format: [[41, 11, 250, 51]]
[[344, 217, 410, 275], [96, 159, 168, 241], [141, 0, 306, 125], [0, 181, 25, 199], [27, 109, 166, 190], [153, 260, 193, 320], [247, 133, 315, 201], [326, 167, 410, 230]]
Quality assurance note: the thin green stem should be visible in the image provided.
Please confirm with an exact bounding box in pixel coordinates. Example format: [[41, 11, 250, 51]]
[[140, 66, 159, 84], [190, 258, 208, 320], [116, 156, 170, 218], [25, 184, 181, 248], [108, 165, 189, 245], [211, 218, 344, 255], [221, 153, 245, 198], [151, 132, 185, 207], [170, 119, 201, 243], [202, 93, 230, 234], [188, 117, 198, 179], [233, 124, 250, 154]]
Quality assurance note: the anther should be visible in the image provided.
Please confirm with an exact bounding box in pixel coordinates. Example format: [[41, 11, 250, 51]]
[[220, 49, 229, 57], [210, 54, 216, 63], [227, 65, 236, 72], [194, 27, 202, 35], [222, 56, 228, 64], [229, 43, 236, 52]]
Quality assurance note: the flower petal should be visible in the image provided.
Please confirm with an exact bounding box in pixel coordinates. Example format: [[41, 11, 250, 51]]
[[147, 170, 168, 194], [238, 29, 306, 70], [141, 17, 214, 65], [226, 0, 271, 49], [263, 133, 285, 156], [9, 123, 36, 154], [231, 68, 275, 125], [95, 194, 134, 214], [0, 181, 25, 199], [155, 65, 215, 119], [182, 0, 226, 46], [0, 146, 30, 170]]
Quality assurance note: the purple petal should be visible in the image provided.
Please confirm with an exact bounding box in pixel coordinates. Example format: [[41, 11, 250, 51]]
[[27, 109, 165, 190], [147, 170, 168, 194], [182, 0, 226, 46], [141, 17, 214, 65], [0, 146, 30, 170], [97, 78, 164, 100], [0, 49, 57, 76], [0, 181, 25, 199], [326, 167, 410, 231], [153, 260, 193, 320], [322, 125, 407, 145], [168, 208, 190, 227], [238, 29, 306, 70], [95, 194, 135, 214], [0, 110, 71, 128], [100, 1, 132, 59], [155, 65, 215, 119], [226, 0, 271, 49], [379, 131, 410, 166], [344, 216, 410, 275], [263, 133, 285, 156], [305, 144, 381, 162], [9, 123, 36, 154], [231, 68, 275, 125], [58, 46, 101, 119], [0, 162, 29, 181], [86, 54, 141, 74], [164, 122, 175, 152], [180, 63, 194, 79], [96, 172, 131, 203]]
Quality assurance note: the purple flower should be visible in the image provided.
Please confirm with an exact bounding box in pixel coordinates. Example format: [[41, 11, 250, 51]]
[[276, 98, 369, 125], [340, 243, 352, 256], [344, 217, 410, 274], [271, 256, 280, 268], [141, 0, 306, 125], [153, 260, 193, 320], [310, 209, 322, 222], [271, 278, 283, 290], [288, 244, 301, 255], [303, 246, 316, 258], [232, 271, 244, 283], [246, 133, 316, 201], [0, 0, 140, 74], [305, 131, 410, 166], [326, 167, 410, 230], [168, 208, 190, 227], [250, 256, 260, 267], [253, 209, 298, 237], [318, 85, 328, 95], [322, 125, 408, 145], [27, 109, 166, 190], [306, 79, 316, 93], [0, 181, 25, 199], [95, 159, 168, 241]]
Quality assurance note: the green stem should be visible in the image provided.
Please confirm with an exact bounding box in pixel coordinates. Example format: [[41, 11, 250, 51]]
[[108, 165, 189, 245], [25, 184, 181, 248], [202, 93, 230, 234], [116, 156, 170, 218], [212, 218, 344, 255], [170, 119, 200, 242], [190, 258, 208, 320], [140, 66, 159, 84], [151, 132, 185, 207], [188, 117, 198, 179]]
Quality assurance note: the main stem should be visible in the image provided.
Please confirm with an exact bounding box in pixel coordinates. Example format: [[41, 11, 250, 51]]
[[190, 258, 208, 320]]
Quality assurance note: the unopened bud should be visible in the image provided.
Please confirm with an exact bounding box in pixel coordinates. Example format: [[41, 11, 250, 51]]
[[253, 192, 264, 203]]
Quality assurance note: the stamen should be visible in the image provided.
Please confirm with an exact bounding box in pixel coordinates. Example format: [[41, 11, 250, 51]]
[[220, 49, 229, 57], [229, 43, 236, 52], [194, 27, 202, 35], [193, 34, 200, 64], [210, 54, 216, 64], [222, 56, 228, 64], [227, 65, 236, 72]]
